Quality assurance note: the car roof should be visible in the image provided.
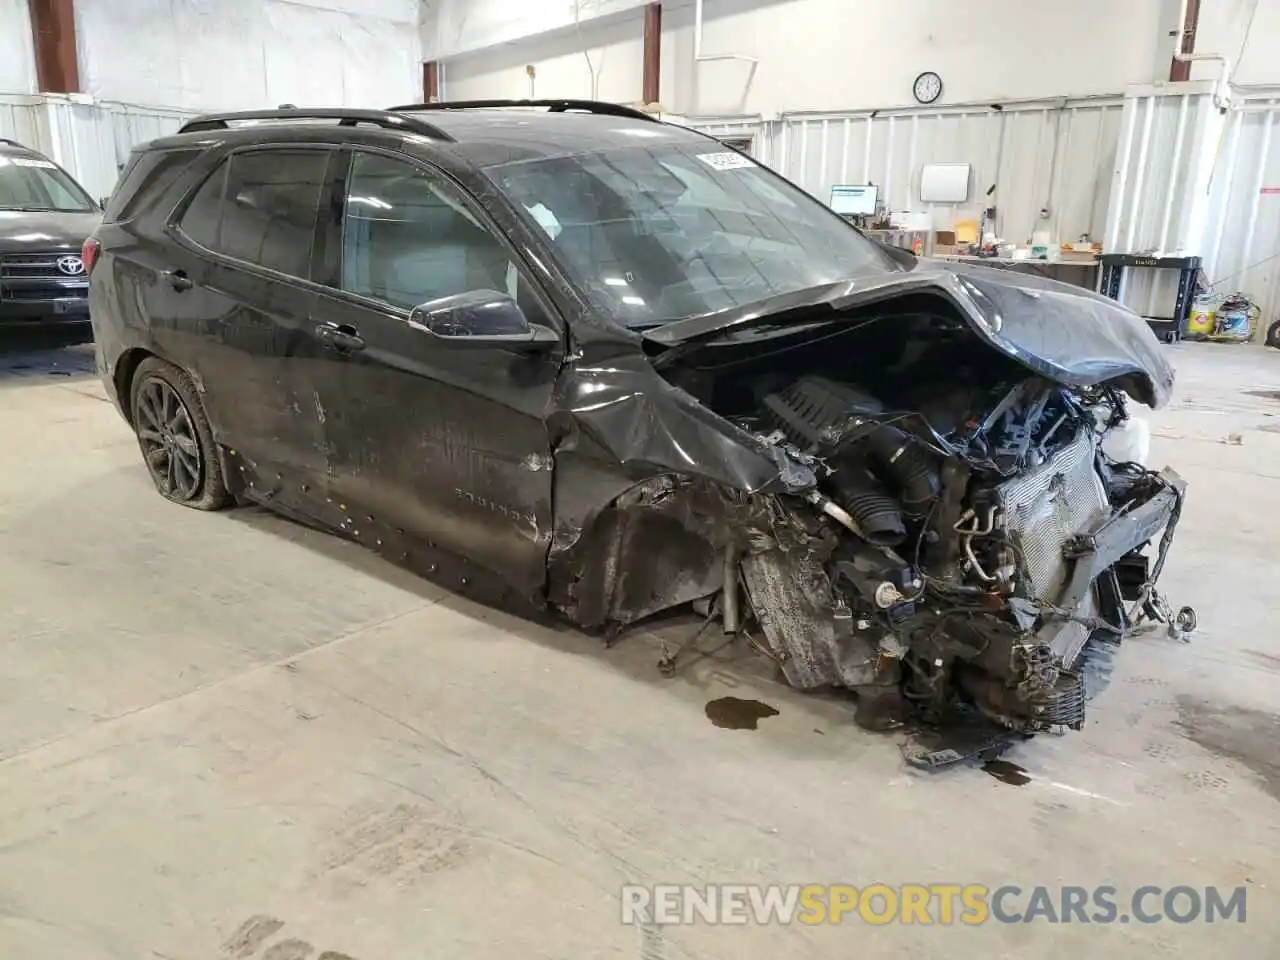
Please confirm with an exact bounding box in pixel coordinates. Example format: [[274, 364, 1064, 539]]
[[0, 139, 47, 160], [144, 107, 713, 169], [399, 109, 707, 165]]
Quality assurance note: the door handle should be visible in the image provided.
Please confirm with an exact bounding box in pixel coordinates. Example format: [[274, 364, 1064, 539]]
[[163, 269, 192, 292], [315, 321, 365, 352]]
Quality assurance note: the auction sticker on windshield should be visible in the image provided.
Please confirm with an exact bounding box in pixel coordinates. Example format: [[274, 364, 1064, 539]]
[[697, 151, 755, 171]]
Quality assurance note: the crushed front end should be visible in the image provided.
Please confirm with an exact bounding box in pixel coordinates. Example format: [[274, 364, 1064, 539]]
[[550, 282, 1188, 745], [731, 373, 1186, 735]]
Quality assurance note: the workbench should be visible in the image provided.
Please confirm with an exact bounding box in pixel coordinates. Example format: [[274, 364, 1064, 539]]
[[934, 255, 1101, 291]]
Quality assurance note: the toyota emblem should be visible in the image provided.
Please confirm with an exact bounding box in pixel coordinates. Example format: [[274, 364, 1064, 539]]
[[56, 255, 85, 276]]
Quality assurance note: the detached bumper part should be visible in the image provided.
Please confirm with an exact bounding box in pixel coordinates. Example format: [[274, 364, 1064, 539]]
[[1041, 468, 1184, 663]]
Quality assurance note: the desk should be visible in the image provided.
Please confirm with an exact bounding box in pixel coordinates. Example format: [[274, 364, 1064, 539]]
[[934, 255, 1101, 291]]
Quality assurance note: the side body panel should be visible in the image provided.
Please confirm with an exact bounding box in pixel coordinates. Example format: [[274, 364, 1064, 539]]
[[307, 147, 563, 602], [92, 143, 337, 509]]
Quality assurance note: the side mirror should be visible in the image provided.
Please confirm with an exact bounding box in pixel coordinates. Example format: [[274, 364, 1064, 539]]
[[408, 289, 560, 351]]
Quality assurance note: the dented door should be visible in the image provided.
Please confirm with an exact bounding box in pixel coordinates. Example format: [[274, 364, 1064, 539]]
[[308, 150, 562, 601]]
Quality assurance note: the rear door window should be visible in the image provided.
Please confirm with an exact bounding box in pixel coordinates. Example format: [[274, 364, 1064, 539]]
[[176, 148, 331, 280]]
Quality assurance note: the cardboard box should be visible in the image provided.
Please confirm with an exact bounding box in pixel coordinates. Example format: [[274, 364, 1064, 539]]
[[1058, 249, 1097, 263]]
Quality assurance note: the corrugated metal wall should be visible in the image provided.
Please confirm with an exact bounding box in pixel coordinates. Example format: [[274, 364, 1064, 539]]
[[1100, 86, 1223, 321], [0, 95, 48, 166], [1103, 88, 1220, 259], [1204, 91, 1280, 336], [1102, 83, 1280, 337], [5, 88, 1274, 337], [0, 94, 195, 201], [686, 97, 1125, 247], [10, 94, 1122, 251]]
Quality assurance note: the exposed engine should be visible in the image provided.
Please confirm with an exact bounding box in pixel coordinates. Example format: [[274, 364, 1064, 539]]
[[551, 302, 1188, 750], [724, 371, 1186, 737]]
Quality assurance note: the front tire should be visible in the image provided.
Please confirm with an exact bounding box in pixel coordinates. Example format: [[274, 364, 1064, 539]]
[[129, 357, 230, 511]]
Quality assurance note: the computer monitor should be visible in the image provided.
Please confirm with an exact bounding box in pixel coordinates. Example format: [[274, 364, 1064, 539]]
[[830, 184, 878, 216]]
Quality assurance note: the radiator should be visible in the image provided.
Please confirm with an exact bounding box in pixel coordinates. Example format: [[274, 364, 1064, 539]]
[[994, 430, 1109, 604]]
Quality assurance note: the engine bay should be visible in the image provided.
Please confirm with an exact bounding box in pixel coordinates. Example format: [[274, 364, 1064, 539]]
[[648, 306, 1189, 741]]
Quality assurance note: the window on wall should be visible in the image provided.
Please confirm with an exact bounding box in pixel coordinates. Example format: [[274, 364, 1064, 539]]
[[177, 149, 330, 279], [339, 151, 538, 316]]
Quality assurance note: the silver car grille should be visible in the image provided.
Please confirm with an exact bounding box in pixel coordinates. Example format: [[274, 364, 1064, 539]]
[[0, 252, 75, 280], [994, 430, 1109, 604]]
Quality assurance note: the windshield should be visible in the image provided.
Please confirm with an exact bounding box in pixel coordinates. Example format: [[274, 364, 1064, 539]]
[[0, 154, 96, 212], [483, 142, 898, 328]]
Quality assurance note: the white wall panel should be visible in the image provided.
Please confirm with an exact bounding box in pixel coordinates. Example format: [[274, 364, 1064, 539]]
[[431, 0, 1280, 102], [1103, 88, 1221, 257], [1194, 0, 1280, 86], [1101, 83, 1280, 335], [73, 0, 420, 111], [0, 95, 195, 201], [0, 0, 36, 94], [431, 0, 1170, 115], [1203, 91, 1280, 337], [1102, 84, 1229, 319], [444, 9, 652, 104], [425, 0, 650, 61], [0, 96, 45, 153]]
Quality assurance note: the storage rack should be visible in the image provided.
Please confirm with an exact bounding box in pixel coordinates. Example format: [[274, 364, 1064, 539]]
[[1099, 254, 1201, 343]]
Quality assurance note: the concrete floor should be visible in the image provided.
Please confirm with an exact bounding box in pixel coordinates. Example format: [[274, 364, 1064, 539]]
[[0, 333, 1277, 959]]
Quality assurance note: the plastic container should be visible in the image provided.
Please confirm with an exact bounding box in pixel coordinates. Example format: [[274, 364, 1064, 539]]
[[1213, 309, 1254, 341], [1207, 293, 1260, 343], [1186, 295, 1219, 339]]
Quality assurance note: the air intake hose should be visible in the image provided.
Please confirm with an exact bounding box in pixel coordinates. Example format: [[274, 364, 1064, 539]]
[[829, 468, 907, 546], [866, 427, 941, 515]]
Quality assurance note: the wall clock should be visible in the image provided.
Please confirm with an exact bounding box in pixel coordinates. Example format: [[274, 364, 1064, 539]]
[[913, 71, 943, 105]]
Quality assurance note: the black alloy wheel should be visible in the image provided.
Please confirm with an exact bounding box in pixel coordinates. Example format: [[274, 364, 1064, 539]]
[[136, 376, 202, 500], [128, 356, 230, 510]]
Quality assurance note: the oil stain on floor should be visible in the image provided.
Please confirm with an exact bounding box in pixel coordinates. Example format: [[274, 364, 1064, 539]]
[[1174, 696, 1280, 802], [705, 697, 779, 730], [983, 759, 1031, 786]]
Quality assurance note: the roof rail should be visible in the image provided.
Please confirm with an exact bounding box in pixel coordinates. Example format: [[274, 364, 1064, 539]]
[[0, 137, 24, 148], [387, 99, 658, 123], [177, 108, 454, 141]]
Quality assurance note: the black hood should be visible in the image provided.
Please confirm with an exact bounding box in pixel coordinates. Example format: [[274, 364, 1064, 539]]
[[0, 209, 100, 254], [644, 257, 1175, 409]]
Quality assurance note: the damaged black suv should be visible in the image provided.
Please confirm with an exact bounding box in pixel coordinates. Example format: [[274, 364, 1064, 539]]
[[88, 100, 1188, 742]]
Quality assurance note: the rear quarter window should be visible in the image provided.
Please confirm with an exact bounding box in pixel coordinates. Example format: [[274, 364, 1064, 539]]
[[103, 148, 203, 223]]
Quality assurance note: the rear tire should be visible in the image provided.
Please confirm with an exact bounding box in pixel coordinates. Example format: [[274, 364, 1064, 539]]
[[129, 357, 230, 511]]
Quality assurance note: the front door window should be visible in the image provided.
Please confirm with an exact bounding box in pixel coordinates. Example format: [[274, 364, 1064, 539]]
[[338, 151, 543, 323]]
